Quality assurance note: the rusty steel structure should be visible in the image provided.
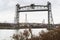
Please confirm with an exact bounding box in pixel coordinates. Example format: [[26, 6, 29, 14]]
[[15, 1, 54, 29]]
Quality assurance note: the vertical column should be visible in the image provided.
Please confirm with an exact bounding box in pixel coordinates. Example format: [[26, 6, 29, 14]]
[[25, 14, 27, 23], [47, 2, 51, 30], [16, 4, 20, 29], [15, 3, 20, 40]]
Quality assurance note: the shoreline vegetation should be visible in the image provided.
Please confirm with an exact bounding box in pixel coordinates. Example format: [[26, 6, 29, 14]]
[[12, 27, 60, 40]]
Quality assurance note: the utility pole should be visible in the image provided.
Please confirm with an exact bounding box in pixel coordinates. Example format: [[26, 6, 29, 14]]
[[25, 14, 27, 23], [42, 19, 45, 24]]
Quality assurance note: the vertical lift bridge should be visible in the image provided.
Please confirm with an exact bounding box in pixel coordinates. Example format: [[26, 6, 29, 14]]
[[15, 2, 54, 29]]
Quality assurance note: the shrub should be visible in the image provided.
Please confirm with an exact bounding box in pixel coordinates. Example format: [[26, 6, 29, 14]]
[[40, 29, 60, 40]]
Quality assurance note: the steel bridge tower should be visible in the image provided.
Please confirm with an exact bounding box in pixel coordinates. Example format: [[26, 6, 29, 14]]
[[15, 1, 54, 29]]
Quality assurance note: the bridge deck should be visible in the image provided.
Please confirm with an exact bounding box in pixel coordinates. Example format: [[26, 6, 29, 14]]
[[0, 23, 48, 29]]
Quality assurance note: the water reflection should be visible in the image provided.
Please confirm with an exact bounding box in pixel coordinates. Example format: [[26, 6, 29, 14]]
[[0, 28, 47, 40]]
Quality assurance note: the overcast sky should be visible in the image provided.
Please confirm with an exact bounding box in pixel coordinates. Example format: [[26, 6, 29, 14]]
[[0, 0, 60, 24]]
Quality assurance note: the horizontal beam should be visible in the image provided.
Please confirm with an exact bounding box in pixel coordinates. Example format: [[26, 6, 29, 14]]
[[18, 9, 48, 12], [20, 5, 47, 9], [0, 26, 47, 29]]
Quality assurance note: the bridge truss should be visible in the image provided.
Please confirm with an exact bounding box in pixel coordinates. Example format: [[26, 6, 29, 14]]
[[15, 1, 54, 29], [0, 2, 54, 29]]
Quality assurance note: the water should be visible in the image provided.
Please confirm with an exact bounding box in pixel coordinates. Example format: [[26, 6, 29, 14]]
[[0, 28, 48, 40]]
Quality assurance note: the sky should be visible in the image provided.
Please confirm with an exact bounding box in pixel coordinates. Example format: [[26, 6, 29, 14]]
[[0, 0, 60, 24]]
